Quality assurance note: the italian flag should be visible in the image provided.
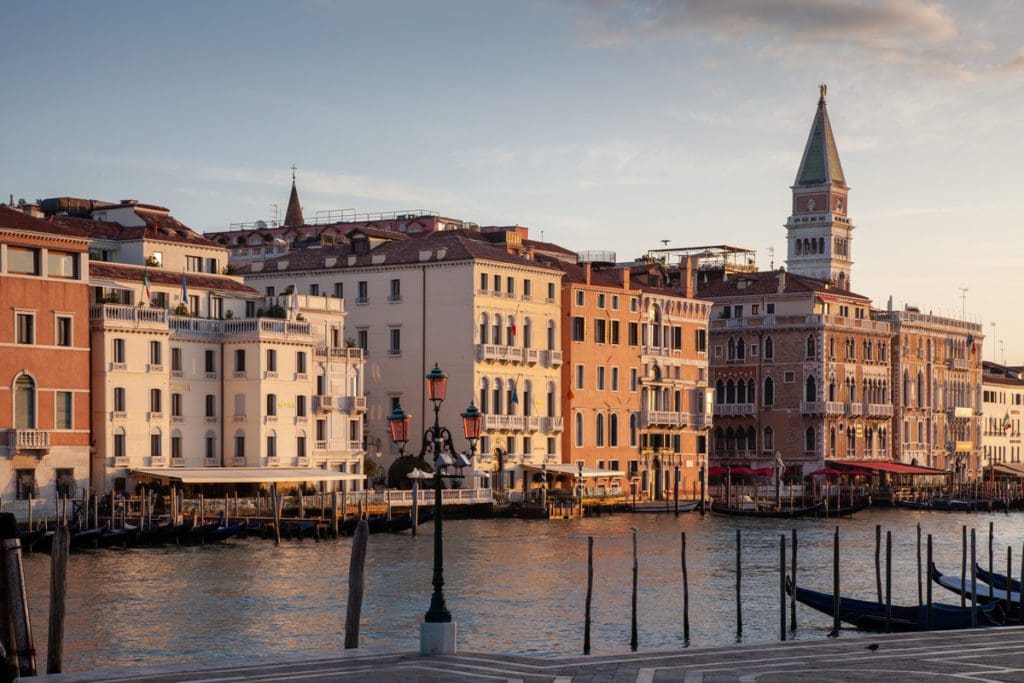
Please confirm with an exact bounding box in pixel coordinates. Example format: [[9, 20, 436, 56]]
[[143, 268, 152, 301], [1003, 412, 1013, 433]]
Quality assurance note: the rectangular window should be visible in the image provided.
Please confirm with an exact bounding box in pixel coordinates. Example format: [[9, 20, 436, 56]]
[[205, 394, 216, 418], [266, 286, 276, 297], [266, 435, 277, 459], [575, 290, 584, 306], [114, 387, 126, 412], [389, 278, 401, 302], [171, 435, 182, 461], [672, 326, 682, 350], [205, 349, 215, 373], [297, 395, 307, 417], [266, 393, 277, 416], [611, 367, 619, 391], [150, 340, 162, 366], [55, 391, 73, 429], [493, 275, 501, 292], [309, 283, 319, 296], [480, 273, 487, 291], [206, 257, 217, 274], [523, 279, 532, 298], [152, 291, 167, 309], [571, 316, 585, 341], [695, 329, 707, 353], [15, 469, 37, 500], [389, 328, 401, 355], [150, 433, 161, 458], [113, 432, 126, 459], [506, 276, 514, 296], [45, 250, 78, 279], [357, 281, 368, 303], [296, 351, 307, 374], [15, 313, 34, 344], [55, 468, 75, 497], [628, 322, 639, 346], [189, 294, 200, 316], [575, 364, 585, 390], [171, 347, 182, 372], [597, 366, 606, 390], [266, 349, 277, 372], [234, 349, 246, 372], [597, 293, 606, 309], [56, 316, 73, 346], [171, 393, 182, 417], [610, 321, 620, 344], [185, 255, 202, 273], [333, 282, 344, 298], [235, 435, 245, 459], [357, 329, 368, 352], [547, 282, 556, 300], [7, 246, 40, 275], [150, 389, 162, 413], [767, 303, 775, 314], [630, 368, 638, 391], [594, 319, 607, 343]]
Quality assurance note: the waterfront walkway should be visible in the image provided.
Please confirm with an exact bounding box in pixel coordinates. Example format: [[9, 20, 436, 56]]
[[39, 626, 1024, 682]]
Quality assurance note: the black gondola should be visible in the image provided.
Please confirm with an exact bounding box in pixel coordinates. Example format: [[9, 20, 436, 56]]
[[931, 563, 1021, 606], [17, 528, 47, 552], [711, 502, 823, 518], [895, 499, 931, 510], [976, 564, 1023, 593], [787, 577, 1000, 631], [820, 498, 871, 517]]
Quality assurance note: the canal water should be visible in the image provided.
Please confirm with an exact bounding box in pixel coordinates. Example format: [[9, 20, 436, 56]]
[[22, 509, 1024, 672]]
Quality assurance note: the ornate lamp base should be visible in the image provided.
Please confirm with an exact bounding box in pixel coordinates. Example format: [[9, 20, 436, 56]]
[[420, 620, 457, 655]]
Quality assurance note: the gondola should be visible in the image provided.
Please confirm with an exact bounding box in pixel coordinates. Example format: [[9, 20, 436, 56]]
[[97, 526, 139, 549], [279, 519, 319, 540], [930, 563, 1021, 605], [786, 577, 1000, 631], [976, 564, 1023, 593], [895, 499, 931, 510], [711, 502, 823, 518], [930, 498, 974, 512], [203, 523, 243, 544], [820, 498, 871, 517], [17, 528, 47, 552], [35, 525, 106, 553], [631, 501, 700, 514]]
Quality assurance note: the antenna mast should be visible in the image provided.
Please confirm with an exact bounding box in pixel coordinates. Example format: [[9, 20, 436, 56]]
[[958, 287, 968, 319]]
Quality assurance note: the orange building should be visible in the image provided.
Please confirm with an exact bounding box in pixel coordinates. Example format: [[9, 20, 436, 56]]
[[0, 206, 92, 506]]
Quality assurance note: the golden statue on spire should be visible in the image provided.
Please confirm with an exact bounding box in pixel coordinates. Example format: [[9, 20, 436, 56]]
[[819, 83, 827, 100]]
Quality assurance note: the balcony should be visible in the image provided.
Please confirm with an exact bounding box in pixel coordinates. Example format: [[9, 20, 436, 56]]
[[148, 412, 164, 421], [264, 415, 278, 424], [948, 358, 970, 371], [954, 440, 974, 453], [314, 346, 363, 361], [527, 416, 543, 432], [525, 348, 540, 364], [113, 455, 129, 467], [232, 456, 246, 466], [296, 456, 310, 467], [714, 404, 754, 417], [90, 304, 167, 331], [314, 440, 328, 452], [542, 350, 562, 367], [315, 395, 334, 412], [264, 371, 279, 379], [483, 414, 526, 431], [949, 406, 973, 420], [5, 429, 50, 453], [204, 457, 218, 467], [690, 413, 709, 430], [339, 396, 367, 413], [266, 456, 280, 467], [233, 415, 246, 423], [641, 410, 688, 427], [171, 457, 185, 467], [150, 456, 167, 467], [641, 346, 672, 358], [476, 344, 524, 363], [111, 411, 127, 420], [800, 401, 826, 415], [542, 416, 564, 433], [825, 401, 845, 416], [844, 402, 863, 417], [867, 404, 894, 418]]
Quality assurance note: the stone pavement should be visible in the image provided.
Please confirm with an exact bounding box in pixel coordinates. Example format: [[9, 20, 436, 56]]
[[38, 626, 1024, 682]]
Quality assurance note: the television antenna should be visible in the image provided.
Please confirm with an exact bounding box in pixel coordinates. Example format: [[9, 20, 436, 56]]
[[958, 287, 968, 319]]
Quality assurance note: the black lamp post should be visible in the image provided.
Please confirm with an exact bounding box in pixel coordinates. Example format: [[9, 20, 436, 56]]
[[390, 363, 481, 645]]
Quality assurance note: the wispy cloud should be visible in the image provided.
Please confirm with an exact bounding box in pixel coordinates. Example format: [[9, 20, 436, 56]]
[[572, 0, 1018, 80]]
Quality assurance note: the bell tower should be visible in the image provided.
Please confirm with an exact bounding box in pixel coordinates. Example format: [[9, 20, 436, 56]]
[[784, 85, 854, 290]]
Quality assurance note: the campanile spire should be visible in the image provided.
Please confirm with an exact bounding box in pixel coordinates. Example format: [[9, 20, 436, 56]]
[[784, 85, 854, 290], [284, 165, 304, 227]]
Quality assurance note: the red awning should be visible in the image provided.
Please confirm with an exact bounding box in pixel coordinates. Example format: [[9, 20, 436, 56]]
[[750, 467, 775, 477], [708, 466, 727, 476], [830, 460, 946, 476], [808, 467, 844, 477]]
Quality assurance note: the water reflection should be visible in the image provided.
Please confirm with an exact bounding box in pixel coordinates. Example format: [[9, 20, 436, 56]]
[[23, 509, 1024, 671]]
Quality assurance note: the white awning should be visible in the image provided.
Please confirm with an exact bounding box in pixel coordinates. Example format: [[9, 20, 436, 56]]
[[518, 463, 626, 478], [90, 279, 135, 291], [130, 467, 365, 484]]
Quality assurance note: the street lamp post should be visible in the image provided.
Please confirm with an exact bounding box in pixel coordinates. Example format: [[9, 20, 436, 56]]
[[387, 363, 480, 656]]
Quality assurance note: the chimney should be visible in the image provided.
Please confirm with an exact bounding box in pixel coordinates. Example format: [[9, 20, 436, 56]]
[[585, 262, 592, 285], [777, 267, 786, 294], [683, 255, 698, 299], [887, 295, 893, 312], [621, 267, 630, 290]]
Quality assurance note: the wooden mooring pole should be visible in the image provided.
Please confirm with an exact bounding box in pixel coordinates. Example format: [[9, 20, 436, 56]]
[[988, 521, 994, 603], [343, 520, 369, 649], [46, 524, 70, 674], [790, 528, 797, 631], [832, 526, 840, 636], [411, 480, 419, 537], [779, 534, 786, 641], [270, 483, 282, 545], [584, 535, 593, 655], [874, 524, 882, 604], [681, 532, 690, 643], [926, 534, 933, 630], [1006, 546, 1013, 625], [630, 527, 638, 652], [736, 528, 743, 638], [917, 522, 923, 608], [970, 528, 977, 628], [1, 513, 35, 677], [885, 530, 892, 634], [961, 525, 967, 608]]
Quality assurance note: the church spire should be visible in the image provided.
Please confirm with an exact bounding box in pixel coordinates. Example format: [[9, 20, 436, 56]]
[[784, 85, 854, 290], [794, 84, 846, 188], [283, 165, 304, 227]]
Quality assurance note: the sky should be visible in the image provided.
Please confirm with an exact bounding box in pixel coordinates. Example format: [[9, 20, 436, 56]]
[[2, 1, 1023, 361]]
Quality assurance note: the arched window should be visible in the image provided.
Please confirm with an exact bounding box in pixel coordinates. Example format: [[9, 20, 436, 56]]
[[828, 377, 836, 401], [736, 379, 746, 404], [266, 429, 277, 459], [492, 378, 503, 415], [747, 426, 756, 452], [805, 375, 817, 402], [492, 315, 502, 345], [763, 377, 775, 406], [595, 414, 605, 447], [726, 380, 736, 404], [575, 412, 584, 448], [651, 307, 662, 347], [479, 313, 488, 345], [506, 317, 515, 346], [715, 379, 725, 404], [747, 379, 755, 404], [714, 427, 724, 455], [764, 336, 774, 359], [795, 240, 802, 255], [609, 414, 619, 447], [150, 427, 162, 458], [14, 374, 36, 428], [830, 427, 836, 456], [763, 426, 774, 451], [917, 372, 924, 408], [505, 380, 515, 415], [903, 370, 911, 406], [737, 337, 746, 360], [546, 381, 556, 417], [479, 378, 489, 413], [725, 427, 735, 451], [805, 427, 816, 452], [523, 317, 532, 348], [522, 380, 532, 417], [806, 335, 816, 359], [818, 237, 824, 253], [736, 428, 746, 451], [547, 321, 556, 350], [727, 338, 736, 360], [630, 413, 638, 447]]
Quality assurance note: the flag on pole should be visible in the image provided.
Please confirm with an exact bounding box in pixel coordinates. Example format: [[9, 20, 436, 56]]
[[143, 267, 152, 301], [288, 286, 299, 321], [1003, 412, 1013, 433], [511, 385, 519, 405]]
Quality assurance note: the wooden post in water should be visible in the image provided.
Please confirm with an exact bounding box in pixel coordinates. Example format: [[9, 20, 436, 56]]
[[331, 489, 339, 539], [832, 526, 840, 636], [970, 528, 977, 628], [27, 494, 33, 532], [1, 513, 35, 677], [926, 534, 933, 630], [270, 483, 282, 545], [779, 534, 786, 641], [790, 528, 797, 631], [630, 527, 638, 652], [46, 524, 69, 674], [736, 528, 743, 638], [1006, 546, 1013, 625], [584, 536, 593, 654], [299, 490, 305, 520], [917, 522, 923, 608], [1019, 541, 1024, 620], [681, 532, 690, 643], [885, 530, 892, 634], [411, 480, 419, 537], [961, 525, 967, 608], [988, 521, 994, 602], [874, 524, 882, 604], [343, 520, 369, 649]]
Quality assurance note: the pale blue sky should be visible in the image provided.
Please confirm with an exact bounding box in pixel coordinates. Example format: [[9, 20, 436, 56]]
[[3, 1, 1023, 359]]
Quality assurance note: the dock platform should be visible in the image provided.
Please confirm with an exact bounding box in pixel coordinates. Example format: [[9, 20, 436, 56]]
[[37, 626, 1024, 682]]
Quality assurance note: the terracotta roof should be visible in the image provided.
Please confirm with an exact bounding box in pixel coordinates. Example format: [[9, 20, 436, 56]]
[[284, 180, 304, 227], [523, 238, 577, 258], [50, 212, 220, 248], [90, 262, 258, 294], [546, 259, 626, 288], [238, 229, 561, 275], [697, 269, 871, 301], [0, 205, 92, 241]]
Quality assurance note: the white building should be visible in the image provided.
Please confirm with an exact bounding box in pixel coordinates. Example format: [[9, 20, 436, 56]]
[[982, 361, 1024, 474]]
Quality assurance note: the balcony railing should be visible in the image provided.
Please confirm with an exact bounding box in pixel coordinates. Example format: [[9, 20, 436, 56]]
[[801, 401, 826, 415], [542, 416, 564, 432], [542, 350, 562, 367], [314, 346, 363, 361], [266, 456, 280, 466], [150, 456, 167, 467], [867, 404, 894, 418], [525, 348, 540, 364], [5, 429, 50, 452], [483, 414, 526, 431], [640, 411, 689, 427], [714, 404, 754, 417], [844, 402, 863, 417], [113, 455, 129, 467], [949, 406, 973, 419], [340, 396, 367, 413], [315, 395, 334, 412], [527, 416, 543, 432], [296, 456, 310, 467], [90, 304, 167, 329], [825, 401, 845, 415]]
